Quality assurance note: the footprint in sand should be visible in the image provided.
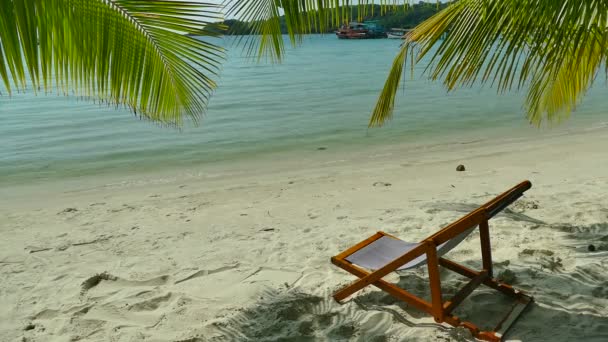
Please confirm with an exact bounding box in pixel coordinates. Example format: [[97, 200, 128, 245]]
[[127, 292, 173, 312], [80, 273, 170, 295], [175, 264, 240, 284], [50, 273, 178, 332]]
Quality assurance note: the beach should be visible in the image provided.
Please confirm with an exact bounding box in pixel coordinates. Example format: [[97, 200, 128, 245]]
[[3, 125, 608, 341]]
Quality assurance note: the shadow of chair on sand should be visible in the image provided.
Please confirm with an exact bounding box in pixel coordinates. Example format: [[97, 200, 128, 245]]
[[207, 217, 608, 341], [208, 260, 608, 342]]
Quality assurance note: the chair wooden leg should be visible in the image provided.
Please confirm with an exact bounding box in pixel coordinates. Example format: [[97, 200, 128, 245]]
[[479, 217, 493, 277], [425, 241, 444, 322]]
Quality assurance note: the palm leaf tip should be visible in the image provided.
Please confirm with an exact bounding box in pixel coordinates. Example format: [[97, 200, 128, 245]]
[[0, 0, 227, 126], [369, 43, 409, 127]]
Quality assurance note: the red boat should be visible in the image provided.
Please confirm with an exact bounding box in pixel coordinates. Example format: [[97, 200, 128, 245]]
[[335, 22, 386, 39], [335, 22, 368, 39]]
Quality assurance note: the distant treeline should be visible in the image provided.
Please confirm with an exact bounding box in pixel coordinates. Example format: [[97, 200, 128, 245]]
[[222, 2, 450, 35]]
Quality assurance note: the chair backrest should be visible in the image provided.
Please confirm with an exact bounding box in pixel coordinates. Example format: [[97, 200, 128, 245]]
[[483, 180, 531, 218], [426, 180, 532, 251], [399, 224, 479, 270], [341, 181, 533, 272]]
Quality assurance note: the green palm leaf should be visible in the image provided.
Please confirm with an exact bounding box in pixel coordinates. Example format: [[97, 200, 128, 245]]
[[370, 0, 608, 127], [0, 0, 225, 125]]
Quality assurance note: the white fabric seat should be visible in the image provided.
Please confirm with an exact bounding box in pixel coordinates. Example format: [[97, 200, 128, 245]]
[[345, 226, 476, 271]]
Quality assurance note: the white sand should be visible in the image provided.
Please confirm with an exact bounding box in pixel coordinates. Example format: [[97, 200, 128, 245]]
[[2, 127, 608, 341]]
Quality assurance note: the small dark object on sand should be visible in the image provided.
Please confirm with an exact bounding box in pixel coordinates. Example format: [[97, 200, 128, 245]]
[[373, 182, 392, 187], [317, 147, 327, 150], [24, 323, 35, 331], [59, 207, 78, 214], [456, 164, 466, 172], [588, 244, 596, 252]]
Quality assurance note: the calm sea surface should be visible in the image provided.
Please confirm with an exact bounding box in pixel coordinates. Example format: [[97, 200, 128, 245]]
[[1, 35, 607, 187]]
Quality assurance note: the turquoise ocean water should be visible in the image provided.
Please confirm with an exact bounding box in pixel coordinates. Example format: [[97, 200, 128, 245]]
[[1, 35, 607, 187]]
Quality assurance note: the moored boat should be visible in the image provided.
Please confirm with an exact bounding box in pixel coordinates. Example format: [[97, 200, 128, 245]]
[[386, 28, 410, 39], [335, 21, 387, 39], [387, 32, 404, 39]]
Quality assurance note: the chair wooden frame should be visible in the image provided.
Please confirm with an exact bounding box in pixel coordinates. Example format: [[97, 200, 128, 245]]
[[331, 181, 534, 342]]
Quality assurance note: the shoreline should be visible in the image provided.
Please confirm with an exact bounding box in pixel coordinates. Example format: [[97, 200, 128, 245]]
[[2, 95, 605, 195], [3, 120, 606, 210]]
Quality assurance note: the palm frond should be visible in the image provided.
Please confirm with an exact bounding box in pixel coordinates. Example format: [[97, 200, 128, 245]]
[[370, 0, 608, 127], [0, 0, 226, 125]]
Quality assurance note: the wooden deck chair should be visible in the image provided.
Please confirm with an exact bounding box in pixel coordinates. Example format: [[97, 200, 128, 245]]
[[331, 181, 534, 342]]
